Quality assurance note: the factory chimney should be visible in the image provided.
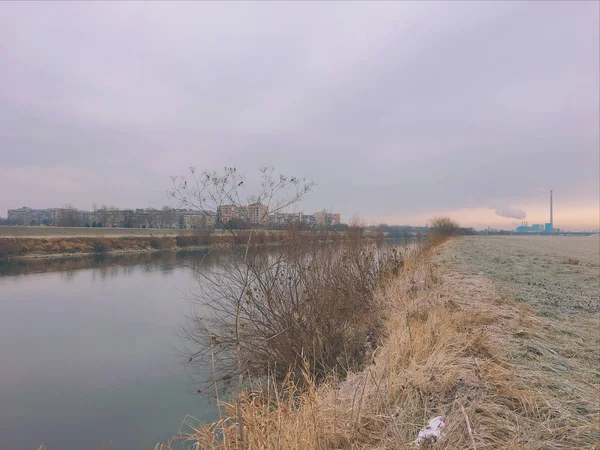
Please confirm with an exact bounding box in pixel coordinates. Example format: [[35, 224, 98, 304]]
[[550, 189, 553, 230]]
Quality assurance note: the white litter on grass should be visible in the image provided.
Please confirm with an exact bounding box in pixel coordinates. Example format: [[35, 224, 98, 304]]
[[415, 416, 445, 447]]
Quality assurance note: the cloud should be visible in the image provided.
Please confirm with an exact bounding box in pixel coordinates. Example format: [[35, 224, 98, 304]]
[[494, 206, 527, 220], [0, 1, 598, 227]]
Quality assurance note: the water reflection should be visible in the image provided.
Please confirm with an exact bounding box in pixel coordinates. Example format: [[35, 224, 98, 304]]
[[0, 249, 224, 280], [0, 241, 406, 449], [0, 250, 221, 450]]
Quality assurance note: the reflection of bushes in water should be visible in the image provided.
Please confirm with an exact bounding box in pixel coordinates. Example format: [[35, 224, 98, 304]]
[[93, 253, 107, 263], [0, 249, 222, 278]]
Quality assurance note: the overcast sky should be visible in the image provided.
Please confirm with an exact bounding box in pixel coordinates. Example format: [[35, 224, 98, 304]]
[[1, 1, 598, 229]]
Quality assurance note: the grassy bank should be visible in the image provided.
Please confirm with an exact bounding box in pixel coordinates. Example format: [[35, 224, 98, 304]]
[[0, 230, 362, 260], [0, 225, 195, 238], [160, 236, 599, 449], [0, 235, 182, 260]]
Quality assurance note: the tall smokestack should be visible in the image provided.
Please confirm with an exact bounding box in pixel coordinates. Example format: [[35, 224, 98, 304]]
[[550, 189, 553, 229]]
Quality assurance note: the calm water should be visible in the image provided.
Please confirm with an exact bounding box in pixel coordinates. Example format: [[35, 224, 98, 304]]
[[0, 252, 219, 450]]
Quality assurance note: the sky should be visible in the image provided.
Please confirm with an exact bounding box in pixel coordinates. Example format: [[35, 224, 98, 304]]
[[1, 1, 598, 230]]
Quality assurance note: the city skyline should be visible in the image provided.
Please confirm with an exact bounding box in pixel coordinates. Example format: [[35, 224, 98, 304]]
[[5, 204, 342, 229], [3, 186, 597, 231]]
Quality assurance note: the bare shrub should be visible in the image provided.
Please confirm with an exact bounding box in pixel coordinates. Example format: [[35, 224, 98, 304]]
[[176, 235, 200, 247], [170, 166, 315, 440], [183, 229, 399, 390], [428, 217, 460, 245], [0, 238, 25, 258], [563, 256, 580, 265], [93, 238, 112, 253], [148, 236, 167, 249]]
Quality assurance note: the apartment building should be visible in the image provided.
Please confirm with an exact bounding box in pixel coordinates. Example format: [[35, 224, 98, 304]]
[[246, 203, 269, 225], [217, 203, 269, 226], [8, 207, 57, 225], [314, 211, 341, 227], [270, 212, 304, 226], [7, 207, 88, 226]]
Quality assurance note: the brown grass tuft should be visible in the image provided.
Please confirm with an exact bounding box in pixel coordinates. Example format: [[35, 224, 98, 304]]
[[563, 256, 581, 265]]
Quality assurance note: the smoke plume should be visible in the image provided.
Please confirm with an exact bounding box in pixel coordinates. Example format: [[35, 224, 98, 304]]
[[494, 206, 527, 220]]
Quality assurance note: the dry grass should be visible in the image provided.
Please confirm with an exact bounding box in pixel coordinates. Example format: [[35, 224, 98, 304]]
[[159, 238, 599, 449], [0, 236, 178, 258], [563, 256, 581, 265], [0, 230, 366, 260]]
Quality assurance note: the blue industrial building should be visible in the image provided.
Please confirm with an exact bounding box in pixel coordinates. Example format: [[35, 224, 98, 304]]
[[516, 222, 552, 233], [515, 191, 555, 233]]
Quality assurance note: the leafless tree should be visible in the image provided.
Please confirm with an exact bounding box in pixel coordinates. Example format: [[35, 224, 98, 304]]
[[159, 206, 175, 229], [56, 204, 83, 227], [170, 167, 315, 440], [429, 217, 460, 243]]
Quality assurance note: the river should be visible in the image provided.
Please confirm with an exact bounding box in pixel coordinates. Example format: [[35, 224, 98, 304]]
[[0, 251, 220, 450]]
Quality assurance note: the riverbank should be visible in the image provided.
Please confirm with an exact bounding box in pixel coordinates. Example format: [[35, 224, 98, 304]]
[[0, 230, 361, 261], [0, 239, 212, 261], [164, 235, 599, 449], [0, 235, 203, 260]]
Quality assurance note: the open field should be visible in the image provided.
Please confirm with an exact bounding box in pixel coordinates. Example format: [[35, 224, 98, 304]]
[[445, 235, 600, 315], [0, 226, 195, 238]]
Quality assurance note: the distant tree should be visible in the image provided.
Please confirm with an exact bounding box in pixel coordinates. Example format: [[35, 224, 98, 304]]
[[427, 217, 460, 245], [429, 217, 460, 237], [401, 227, 411, 245], [95, 205, 110, 228], [123, 210, 135, 228], [160, 206, 175, 229], [56, 204, 83, 227]]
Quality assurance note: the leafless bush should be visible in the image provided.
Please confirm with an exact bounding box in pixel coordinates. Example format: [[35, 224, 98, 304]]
[[93, 238, 112, 253], [0, 238, 26, 258], [182, 229, 400, 390], [428, 217, 460, 245], [170, 167, 316, 439]]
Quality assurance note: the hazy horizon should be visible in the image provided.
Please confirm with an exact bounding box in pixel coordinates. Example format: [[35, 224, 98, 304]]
[[1, 2, 598, 230]]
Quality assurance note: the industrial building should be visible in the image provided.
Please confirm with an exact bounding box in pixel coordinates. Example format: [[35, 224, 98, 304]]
[[516, 190, 557, 233]]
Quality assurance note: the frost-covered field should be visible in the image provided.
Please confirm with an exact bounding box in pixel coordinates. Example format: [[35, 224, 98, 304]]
[[444, 235, 600, 315]]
